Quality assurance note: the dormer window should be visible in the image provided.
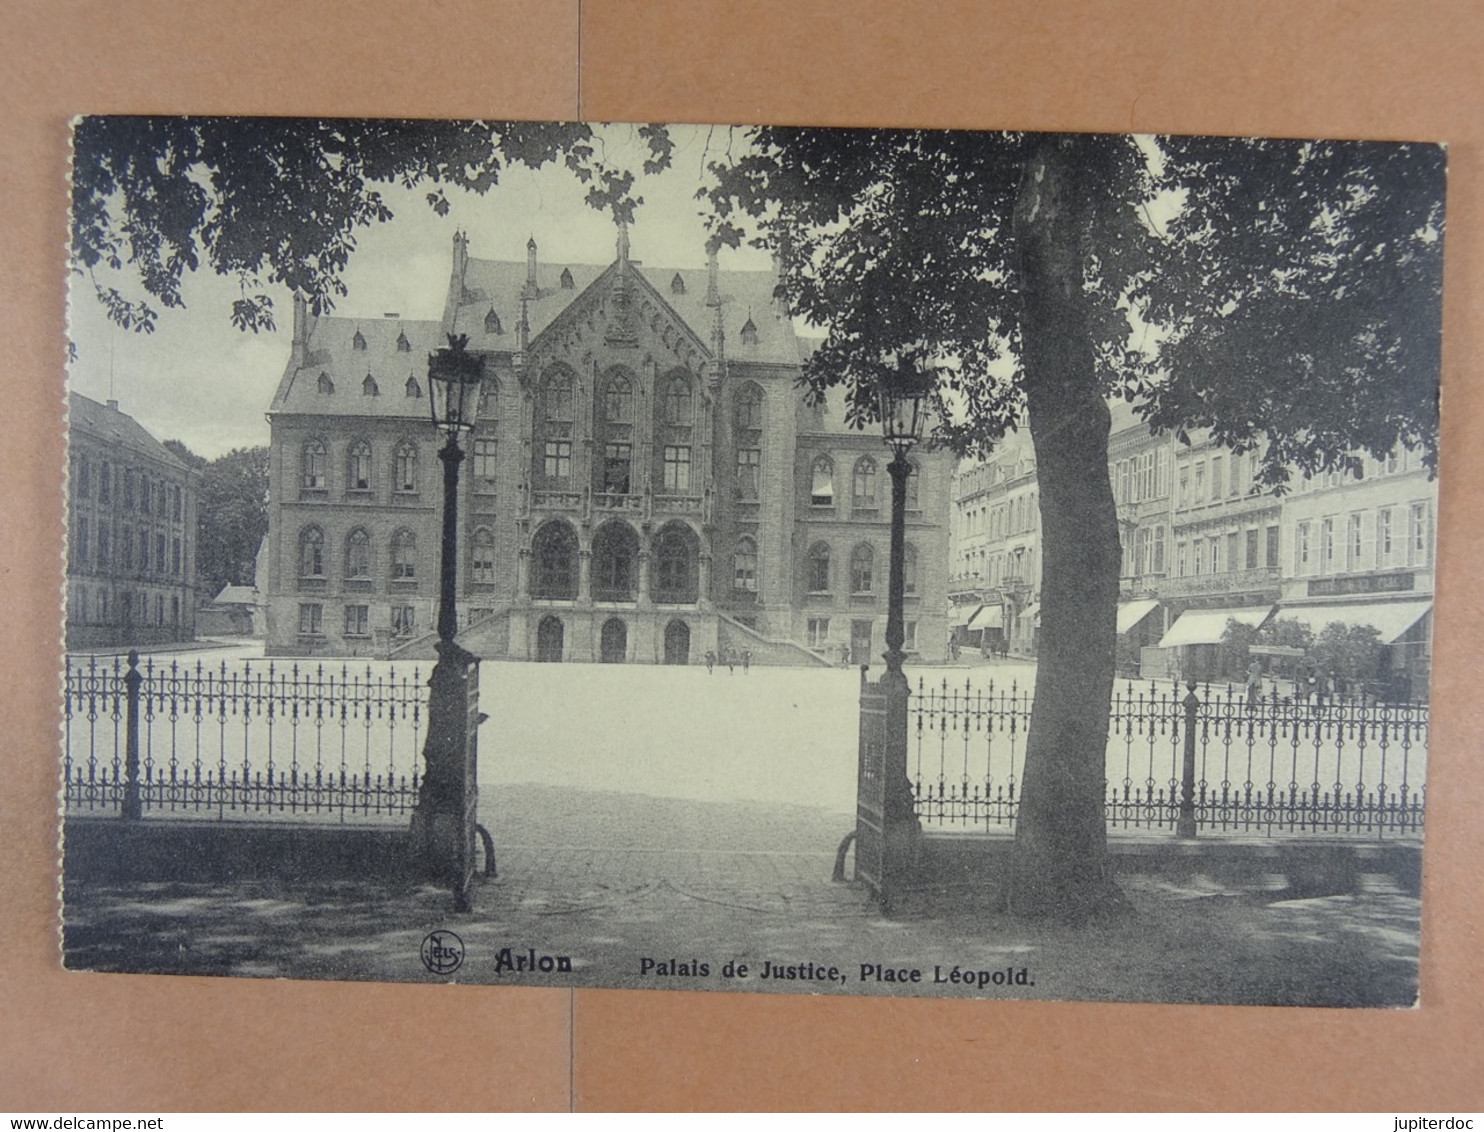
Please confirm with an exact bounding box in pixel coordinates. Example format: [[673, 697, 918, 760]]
[[484, 307, 503, 335], [740, 315, 759, 346], [363, 373, 379, 396], [317, 372, 335, 395], [352, 329, 367, 351], [405, 374, 422, 398], [559, 267, 575, 290], [670, 273, 686, 295], [395, 331, 411, 352]]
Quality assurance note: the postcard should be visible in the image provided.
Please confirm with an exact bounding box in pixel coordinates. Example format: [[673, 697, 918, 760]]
[[59, 117, 1442, 1006]]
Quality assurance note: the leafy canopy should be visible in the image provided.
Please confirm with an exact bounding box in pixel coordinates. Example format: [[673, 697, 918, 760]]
[[71, 117, 673, 335]]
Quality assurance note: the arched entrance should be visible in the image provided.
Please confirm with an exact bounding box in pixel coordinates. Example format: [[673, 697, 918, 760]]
[[663, 619, 691, 665], [600, 617, 628, 663], [536, 615, 564, 662]]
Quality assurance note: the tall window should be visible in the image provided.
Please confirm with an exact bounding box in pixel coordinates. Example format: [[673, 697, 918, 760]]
[[344, 605, 370, 637], [473, 438, 498, 491], [808, 618, 830, 648], [99, 461, 111, 502], [1295, 521, 1312, 575], [1245, 528, 1259, 570], [851, 544, 874, 595], [1321, 517, 1336, 572], [736, 447, 760, 500], [544, 440, 573, 481], [345, 528, 371, 579], [853, 458, 878, 509], [347, 440, 372, 491], [299, 527, 325, 577], [663, 446, 692, 491], [301, 439, 327, 491], [604, 442, 632, 495], [810, 457, 834, 506], [545, 370, 574, 421], [592, 523, 638, 601], [391, 530, 417, 580], [807, 543, 831, 593], [905, 463, 921, 510], [76, 457, 90, 500], [471, 528, 496, 584], [733, 537, 758, 595], [735, 384, 763, 430], [532, 522, 578, 599], [298, 604, 323, 635], [1408, 501, 1430, 566], [904, 543, 918, 595], [1378, 508, 1393, 566], [394, 442, 418, 493], [391, 606, 415, 636], [603, 373, 633, 422], [74, 517, 90, 571], [662, 376, 693, 425], [654, 525, 697, 603], [1347, 512, 1364, 571]]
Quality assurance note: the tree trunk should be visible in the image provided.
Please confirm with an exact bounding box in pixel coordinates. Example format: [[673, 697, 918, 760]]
[[1006, 136, 1127, 922]]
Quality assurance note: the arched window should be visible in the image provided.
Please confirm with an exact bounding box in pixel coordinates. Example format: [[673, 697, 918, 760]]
[[853, 457, 878, 508], [653, 524, 699, 603], [544, 369, 574, 421], [299, 527, 325, 578], [734, 383, 763, 430], [807, 542, 831, 593], [390, 530, 417, 580], [471, 528, 496, 584], [906, 461, 921, 510], [345, 528, 371, 579], [662, 376, 693, 425], [302, 439, 328, 491], [484, 307, 503, 335], [603, 372, 633, 422], [904, 542, 919, 595], [851, 544, 875, 594], [592, 522, 639, 601], [347, 440, 372, 492], [478, 376, 498, 419], [393, 442, 418, 493], [810, 456, 835, 506], [531, 522, 578, 599], [733, 537, 758, 595]]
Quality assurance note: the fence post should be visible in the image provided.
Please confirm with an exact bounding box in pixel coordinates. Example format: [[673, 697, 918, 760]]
[[122, 650, 142, 820], [1176, 681, 1199, 838]]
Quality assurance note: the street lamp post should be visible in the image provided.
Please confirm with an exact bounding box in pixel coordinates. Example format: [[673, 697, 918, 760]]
[[876, 362, 930, 848], [411, 334, 486, 911]]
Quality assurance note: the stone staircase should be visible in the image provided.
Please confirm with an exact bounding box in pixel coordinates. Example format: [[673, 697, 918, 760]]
[[387, 606, 511, 662], [715, 612, 834, 668]]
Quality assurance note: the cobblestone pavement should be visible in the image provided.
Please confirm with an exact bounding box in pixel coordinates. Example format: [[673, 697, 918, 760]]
[[62, 784, 1422, 1007]]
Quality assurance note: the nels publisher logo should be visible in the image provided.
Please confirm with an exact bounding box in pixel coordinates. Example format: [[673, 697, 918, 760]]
[[420, 930, 465, 976]]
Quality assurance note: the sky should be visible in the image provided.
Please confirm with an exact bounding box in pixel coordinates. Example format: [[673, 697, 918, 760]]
[[65, 123, 773, 459]]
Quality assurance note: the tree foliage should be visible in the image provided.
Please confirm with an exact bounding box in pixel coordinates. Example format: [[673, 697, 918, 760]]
[[193, 445, 271, 602], [71, 117, 673, 335]]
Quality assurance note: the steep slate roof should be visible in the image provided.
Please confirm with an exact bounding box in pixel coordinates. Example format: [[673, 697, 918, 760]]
[[210, 584, 259, 606], [270, 316, 445, 418], [69, 392, 190, 471], [449, 256, 799, 367]]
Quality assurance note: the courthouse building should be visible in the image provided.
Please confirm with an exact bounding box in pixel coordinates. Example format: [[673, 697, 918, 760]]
[[66, 392, 198, 650], [262, 228, 951, 664]]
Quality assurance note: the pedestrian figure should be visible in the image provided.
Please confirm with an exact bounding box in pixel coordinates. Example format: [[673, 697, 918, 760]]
[[741, 649, 751, 673], [1246, 660, 1262, 708], [726, 650, 735, 675], [705, 650, 716, 674]]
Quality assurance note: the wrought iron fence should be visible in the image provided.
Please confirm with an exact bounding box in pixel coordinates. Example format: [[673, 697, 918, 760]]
[[911, 677, 1427, 838], [63, 653, 424, 822]]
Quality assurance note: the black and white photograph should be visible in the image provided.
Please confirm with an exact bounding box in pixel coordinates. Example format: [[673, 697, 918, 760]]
[[59, 117, 1443, 1007]]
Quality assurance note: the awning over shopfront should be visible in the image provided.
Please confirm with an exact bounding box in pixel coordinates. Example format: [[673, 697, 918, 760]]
[[949, 604, 981, 628], [967, 605, 1003, 631], [1276, 600, 1433, 644], [1116, 599, 1161, 634], [1158, 606, 1273, 649]]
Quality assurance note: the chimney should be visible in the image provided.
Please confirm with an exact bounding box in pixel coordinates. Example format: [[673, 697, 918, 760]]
[[290, 291, 308, 366], [617, 217, 630, 269], [106, 399, 119, 413]]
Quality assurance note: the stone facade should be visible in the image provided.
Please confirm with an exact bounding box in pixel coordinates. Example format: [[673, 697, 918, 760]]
[[949, 401, 1436, 688], [66, 393, 198, 650], [264, 230, 951, 664]]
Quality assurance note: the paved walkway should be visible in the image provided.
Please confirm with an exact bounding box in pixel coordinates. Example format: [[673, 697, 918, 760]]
[[62, 784, 1422, 1007]]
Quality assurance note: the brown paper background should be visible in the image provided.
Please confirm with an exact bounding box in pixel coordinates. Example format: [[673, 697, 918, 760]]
[[2, 0, 1480, 1112]]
